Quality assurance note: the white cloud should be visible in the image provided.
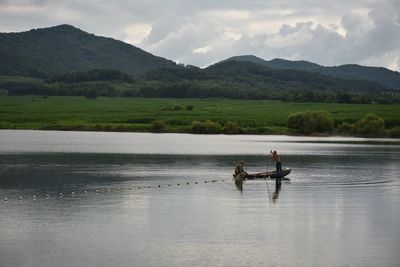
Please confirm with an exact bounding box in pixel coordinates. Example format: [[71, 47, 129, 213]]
[[266, 22, 315, 48], [123, 24, 152, 45], [192, 46, 211, 54], [360, 50, 400, 70], [204, 9, 250, 20]]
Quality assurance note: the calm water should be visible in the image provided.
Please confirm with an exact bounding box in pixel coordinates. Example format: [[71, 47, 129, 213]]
[[0, 130, 399, 267]]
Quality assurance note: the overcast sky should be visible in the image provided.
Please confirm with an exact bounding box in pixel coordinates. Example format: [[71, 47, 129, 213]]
[[1, 0, 399, 71]]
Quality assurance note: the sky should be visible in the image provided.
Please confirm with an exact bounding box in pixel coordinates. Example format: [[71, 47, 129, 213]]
[[0, 0, 399, 71]]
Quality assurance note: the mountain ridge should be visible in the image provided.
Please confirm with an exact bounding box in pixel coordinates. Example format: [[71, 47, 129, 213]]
[[221, 55, 400, 89], [0, 24, 177, 78], [0, 25, 399, 91]]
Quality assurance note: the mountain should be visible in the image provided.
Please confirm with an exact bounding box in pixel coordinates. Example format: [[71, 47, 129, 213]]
[[126, 60, 400, 103], [222, 55, 400, 89], [1, 25, 398, 103], [0, 24, 177, 78], [4, 59, 398, 103], [144, 60, 386, 95], [206, 60, 385, 94], [1, 24, 398, 90]]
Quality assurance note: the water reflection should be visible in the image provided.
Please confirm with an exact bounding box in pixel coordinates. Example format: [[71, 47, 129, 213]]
[[272, 179, 282, 203], [234, 178, 285, 203], [234, 180, 243, 193]]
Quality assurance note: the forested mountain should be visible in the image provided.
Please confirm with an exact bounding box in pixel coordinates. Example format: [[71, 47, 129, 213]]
[[206, 61, 385, 94], [1, 25, 399, 103], [136, 61, 394, 102], [144, 60, 385, 94], [223, 55, 400, 89], [0, 24, 177, 78]]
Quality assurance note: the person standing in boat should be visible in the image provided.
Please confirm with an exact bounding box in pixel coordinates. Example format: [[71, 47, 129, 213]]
[[270, 150, 282, 173]]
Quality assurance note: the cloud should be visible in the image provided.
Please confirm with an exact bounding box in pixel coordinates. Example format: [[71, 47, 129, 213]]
[[0, 0, 399, 71], [136, 1, 400, 70], [123, 23, 152, 45]]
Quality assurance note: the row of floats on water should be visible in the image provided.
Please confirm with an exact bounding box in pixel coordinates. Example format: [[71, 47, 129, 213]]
[[2, 179, 226, 202]]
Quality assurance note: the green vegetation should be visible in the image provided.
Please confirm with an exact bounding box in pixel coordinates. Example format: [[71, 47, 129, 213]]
[[352, 114, 386, 137], [185, 105, 194, 111], [287, 111, 391, 137], [0, 24, 176, 78], [389, 126, 400, 138], [2, 24, 400, 91], [85, 88, 98, 99], [225, 55, 400, 89], [0, 96, 399, 137], [223, 121, 241, 134], [288, 110, 333, 134], [2, 24, 400, 106], [1, 25, 400, 104], [2, 25, 398, 137], [333, 113, 390, 137], [48, 69, 135, 83], [191, 120, 223, 134], [2, 62, 400, 104], [151, 120, 167, 133], [133, 61, 399, 103]]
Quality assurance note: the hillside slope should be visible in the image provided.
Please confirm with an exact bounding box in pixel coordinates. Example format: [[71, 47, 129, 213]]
[[0, 24, 177, 78], [223, 55, 400, 89]]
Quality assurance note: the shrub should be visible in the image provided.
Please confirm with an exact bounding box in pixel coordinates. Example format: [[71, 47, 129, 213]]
[[160, 106, 172, 111], [224, 121, 240, 134], [337, 122, 353, 135], [287, 110, 333, 134], [174, 105, 183, 110], [352, 113, 386, 137], [255, 127, 273, 134], [389, 126, 400, 138], [191, 120, 222, 134], [185, 105, 194, 110], [151, 120, 167, 133]]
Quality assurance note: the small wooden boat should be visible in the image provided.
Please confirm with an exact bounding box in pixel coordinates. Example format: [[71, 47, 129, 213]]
[[233, 168, 291, 183]]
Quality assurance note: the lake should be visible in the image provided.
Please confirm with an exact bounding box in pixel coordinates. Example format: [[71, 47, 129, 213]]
[[0, 130, 399, 267]]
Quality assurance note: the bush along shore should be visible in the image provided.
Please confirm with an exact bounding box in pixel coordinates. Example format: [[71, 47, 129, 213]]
[[288, 111, 399, 138], [0, 96, 399, 138], [6, 112, 397, 138], [185, 112, 398, 137]]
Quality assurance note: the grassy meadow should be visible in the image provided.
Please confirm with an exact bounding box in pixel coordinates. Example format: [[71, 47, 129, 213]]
[[0, 95, 399, 134]]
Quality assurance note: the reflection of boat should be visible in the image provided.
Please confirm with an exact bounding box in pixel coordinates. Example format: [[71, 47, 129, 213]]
[[233, 168, 291, 183]]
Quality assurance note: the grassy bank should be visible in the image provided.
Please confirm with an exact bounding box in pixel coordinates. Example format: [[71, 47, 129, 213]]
[[0, 95, 399, 135]]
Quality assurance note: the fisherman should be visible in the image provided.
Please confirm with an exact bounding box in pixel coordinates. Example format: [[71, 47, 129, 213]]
[[270, 150, 282, 173], [235, 160, 247, 178]]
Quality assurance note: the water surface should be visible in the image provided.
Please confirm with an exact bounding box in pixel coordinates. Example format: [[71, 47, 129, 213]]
[[0, 130, 399, 267]]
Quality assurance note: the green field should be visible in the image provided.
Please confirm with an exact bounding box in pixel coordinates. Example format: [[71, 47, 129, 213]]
[[0, 96, 399, 134]]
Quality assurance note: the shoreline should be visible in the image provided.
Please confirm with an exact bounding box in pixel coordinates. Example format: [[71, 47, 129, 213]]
[[0, 127, 398, 139]]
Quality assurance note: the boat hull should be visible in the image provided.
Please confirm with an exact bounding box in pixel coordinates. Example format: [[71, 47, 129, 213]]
[[233, 168, 291, 183]]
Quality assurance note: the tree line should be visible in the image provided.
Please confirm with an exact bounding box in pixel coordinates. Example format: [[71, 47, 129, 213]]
[[1, 65, 400, 104]]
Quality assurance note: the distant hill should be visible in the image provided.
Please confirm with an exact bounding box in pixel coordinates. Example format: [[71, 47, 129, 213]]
[[3, 60, 399, 104], [142, 60, 386, 96], [205, 61, 386, 94], [222, 55, 400, 89], [0, 24, 177, 78]]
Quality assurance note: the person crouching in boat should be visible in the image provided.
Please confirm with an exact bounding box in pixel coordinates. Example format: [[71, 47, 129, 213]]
[[235, 160, 247, 179], [270, 150, 282, 173]]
